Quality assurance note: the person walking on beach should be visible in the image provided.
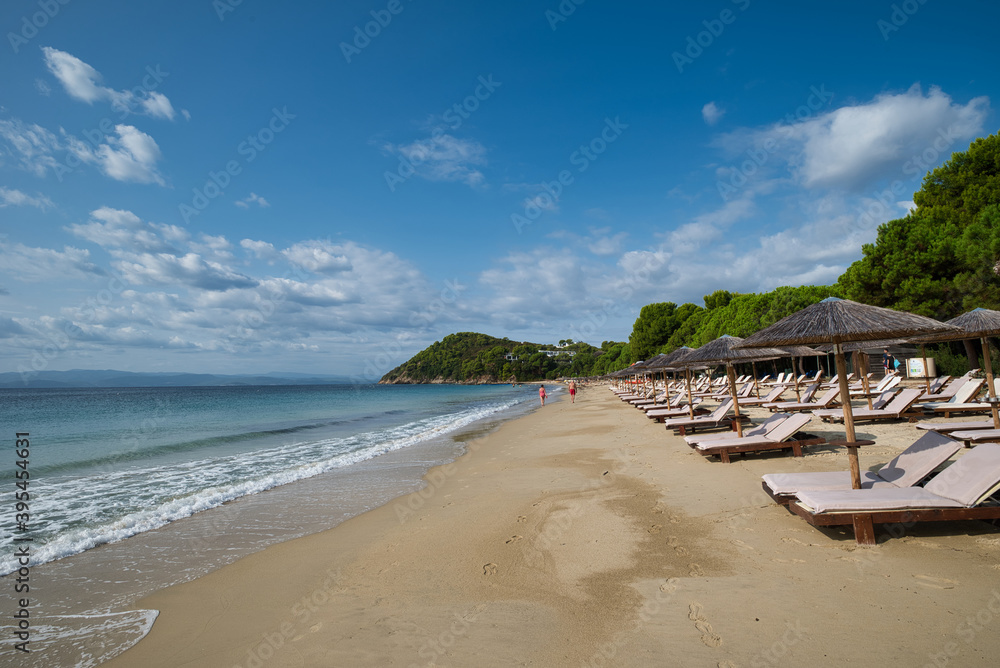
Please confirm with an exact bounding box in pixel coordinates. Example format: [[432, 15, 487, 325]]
[[539, 384, 547, 406], [882, 348, 895, 375], [568, 380, 576, 403]]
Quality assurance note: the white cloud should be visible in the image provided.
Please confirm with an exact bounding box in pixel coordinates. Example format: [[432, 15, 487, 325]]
[[386, 134, 487, 186], [702, 101, 725, 126], [282, 241, 353, 274], [0, 242, 104, 282], [0, 118, 62, 176], [68, 124, 165, 185], [723, 85, 989, 191], [43, 47, 177, 121], [235, 193, 270, 209], [114, 251, 259, 291], [0, 187, 53, 210], [240, 239, 278, 260], [66, 206, 175, 252]]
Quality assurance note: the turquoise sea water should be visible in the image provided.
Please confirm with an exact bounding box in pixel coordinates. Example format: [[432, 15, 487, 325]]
[[0, 383, 544, 667], [0, 383, 537, 575]]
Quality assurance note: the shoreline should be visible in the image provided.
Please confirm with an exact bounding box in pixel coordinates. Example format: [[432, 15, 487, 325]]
[[105, 386, 1000, 667]]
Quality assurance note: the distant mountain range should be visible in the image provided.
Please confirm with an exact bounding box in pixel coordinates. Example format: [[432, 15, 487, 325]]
[[0, 369, 354, 389]]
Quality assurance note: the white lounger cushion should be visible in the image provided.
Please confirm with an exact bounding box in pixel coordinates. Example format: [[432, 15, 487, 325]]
[[924, 443, 1000, 505], [795, 487, 965, 513], [796, 443, 1000, 511], [874, 431, 962, 486], [763, 470, 897, 495], [916, 420, 994, 432], [762, 432, 960, 495], [950, 429, 1000, 443]]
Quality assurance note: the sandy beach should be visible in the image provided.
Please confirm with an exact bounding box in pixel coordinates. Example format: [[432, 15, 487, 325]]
[[105, 385, 1000, 667]]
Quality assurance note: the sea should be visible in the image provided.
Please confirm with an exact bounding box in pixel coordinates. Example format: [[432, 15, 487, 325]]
[[0, 382, 547, 667]]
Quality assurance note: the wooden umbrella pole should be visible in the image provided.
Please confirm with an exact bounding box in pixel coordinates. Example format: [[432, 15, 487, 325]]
[[752, 361, 761, 398], [685, 369, 696, 419], [727, 363, 744, 437], [835, 343, 862, 489], [793, 356, 801, 401], [862, 352, 873, 410], [981, 335, 1000, 429], [921, 344, 931, 395]]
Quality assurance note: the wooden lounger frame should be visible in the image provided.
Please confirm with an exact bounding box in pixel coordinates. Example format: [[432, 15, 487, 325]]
[[696, 434, 826, 464], [786, 500, 1000, 546]]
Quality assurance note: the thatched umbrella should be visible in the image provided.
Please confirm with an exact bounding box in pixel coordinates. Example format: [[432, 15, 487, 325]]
[[777, 345, 825, 401], [657, 346, 700, 418], [814, 339, 912, 408], [738, 297, 961, 489], [642, 353, 675, 404], [680, 335, 787, 437], [911, 308, 1000, 428]]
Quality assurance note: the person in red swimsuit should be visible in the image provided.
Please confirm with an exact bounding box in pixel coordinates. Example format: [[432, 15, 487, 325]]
[[539, 385, 547, 406], [568, 380, 576, 403]]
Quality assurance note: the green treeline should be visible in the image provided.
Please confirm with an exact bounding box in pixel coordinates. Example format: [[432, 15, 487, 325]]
[[382, 131, 1000, 383]]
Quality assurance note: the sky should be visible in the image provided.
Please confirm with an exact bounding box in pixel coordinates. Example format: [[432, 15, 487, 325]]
[[1, 0, 998, 381]]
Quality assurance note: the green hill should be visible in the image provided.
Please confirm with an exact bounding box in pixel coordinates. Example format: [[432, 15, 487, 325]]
[[379, 332, 623, 383]]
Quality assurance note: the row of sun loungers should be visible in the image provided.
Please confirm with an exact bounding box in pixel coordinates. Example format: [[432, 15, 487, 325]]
[[610, 370, 1000, 546]]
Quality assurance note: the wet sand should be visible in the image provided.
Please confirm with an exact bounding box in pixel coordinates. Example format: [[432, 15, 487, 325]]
[[106, 385, 1000, 667]]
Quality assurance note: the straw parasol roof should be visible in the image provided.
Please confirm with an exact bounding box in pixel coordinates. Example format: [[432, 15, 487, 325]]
[[681, 335, 786, 366], [738, 297, 961, 491], [910, 307, 1000, 427], [738, 297, 961, 347], [679, 335, 789, 436]]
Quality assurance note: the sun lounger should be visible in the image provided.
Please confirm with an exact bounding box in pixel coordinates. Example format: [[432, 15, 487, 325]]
[[738, 386, 786, 407], [816, 388, 923, 424], [921, 379, 988, 417], [850, 374, 900, 398], [765, 386, 838, 413], [683, 413, 787, 445], [645, 402, 706, 421], [762, 431, 962, 504], [662, 399, 746, 436], [690, 413, 825, 463], [916, 419, 997, 434], [913, 377, 972, 404], [812, 388, 899, 420], [947, 429, 1000, 448], [787, 443, 1000, 545]]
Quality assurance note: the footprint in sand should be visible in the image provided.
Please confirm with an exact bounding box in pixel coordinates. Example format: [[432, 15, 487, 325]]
[[659, 579, 678, 594], [718, 661, 737, 668], [674, 545, 690, 557], [483, 563, 498, 576], [505, 535, 523, 544], [688, 603, 723, 647], [647, 524, 662, 534], [731, 539, 755, 551], [688, 563, 705, 577], [517, 515, 527, 523]]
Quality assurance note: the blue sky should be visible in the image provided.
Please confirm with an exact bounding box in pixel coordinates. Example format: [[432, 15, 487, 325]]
[[1, 0, 998, 380]]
